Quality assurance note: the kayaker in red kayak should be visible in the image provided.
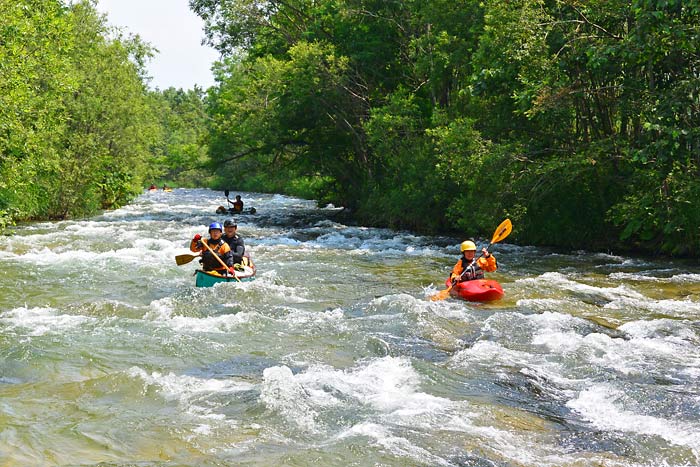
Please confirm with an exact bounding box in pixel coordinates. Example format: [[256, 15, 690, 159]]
[[450, 240, 497, 283], [430, 220, 510, 302]]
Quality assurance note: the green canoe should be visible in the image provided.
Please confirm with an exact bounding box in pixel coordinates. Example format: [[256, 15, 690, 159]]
[[195, 264, 256, 287]]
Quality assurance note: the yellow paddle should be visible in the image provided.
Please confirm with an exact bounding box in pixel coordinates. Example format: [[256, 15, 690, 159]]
[[430, 219, 512, 301], [175, 253, 200, 266]]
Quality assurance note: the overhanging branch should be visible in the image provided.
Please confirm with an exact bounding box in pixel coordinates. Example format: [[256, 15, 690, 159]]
[[217, 139, 309, 164]]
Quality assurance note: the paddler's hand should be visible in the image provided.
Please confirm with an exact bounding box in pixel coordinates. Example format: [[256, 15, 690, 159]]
[[482, 247, 490, 258], [193, 234, 201, 242], [228, 267, 235, 275]]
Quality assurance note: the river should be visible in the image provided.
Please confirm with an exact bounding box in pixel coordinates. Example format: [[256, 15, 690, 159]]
[[1, 188, 699, 466]]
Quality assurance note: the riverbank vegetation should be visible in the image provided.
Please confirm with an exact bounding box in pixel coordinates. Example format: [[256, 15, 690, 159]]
[[2, 1, 698, 257], [194, 0, 699, 256], [0, 0, 207, 229]]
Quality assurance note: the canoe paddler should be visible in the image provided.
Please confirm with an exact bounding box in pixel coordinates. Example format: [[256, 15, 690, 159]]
[[450, 240, 497, 283], [190, 222, 235, 275], [222, 219, 245, 266]]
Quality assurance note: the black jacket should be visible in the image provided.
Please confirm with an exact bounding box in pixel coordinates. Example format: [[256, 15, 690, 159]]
[[223, 234, 245, 263]]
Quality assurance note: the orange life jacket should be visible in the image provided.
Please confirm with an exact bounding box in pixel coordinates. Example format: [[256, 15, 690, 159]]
[[451, 255, 497, 281], [190, 238, 232, 271]]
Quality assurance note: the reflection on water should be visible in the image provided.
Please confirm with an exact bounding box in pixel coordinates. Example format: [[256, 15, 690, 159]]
[[1, 188, 699, 466]]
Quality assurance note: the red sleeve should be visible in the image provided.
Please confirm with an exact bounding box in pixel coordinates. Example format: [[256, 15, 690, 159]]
[[190, 239, 203, 253]]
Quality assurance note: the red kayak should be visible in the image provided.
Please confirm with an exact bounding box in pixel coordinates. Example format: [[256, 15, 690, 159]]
[[446, 278, 504, 302]]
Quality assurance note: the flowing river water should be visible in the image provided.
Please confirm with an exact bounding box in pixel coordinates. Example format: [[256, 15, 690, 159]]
[[1, 188, 699, 467]]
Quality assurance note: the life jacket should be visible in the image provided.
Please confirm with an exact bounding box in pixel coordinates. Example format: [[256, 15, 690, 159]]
[[451, 254, 497, 282], [459, 257, 485, 281], [201, 239, 228, 271]]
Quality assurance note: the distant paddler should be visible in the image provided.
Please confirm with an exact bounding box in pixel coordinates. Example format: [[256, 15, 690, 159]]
[[227, 194, 244, 213]]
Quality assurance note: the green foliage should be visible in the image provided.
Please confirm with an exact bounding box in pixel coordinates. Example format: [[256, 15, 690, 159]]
[[0, 0, 191, 228], [610, 161, 700, 256], [512, 146, 623, 249], [4, 0, 697, 256], [469, 0, 552, 140], [361, 91, 445, 230], [206, 40, 369, 206], [186, 0, 700, 257], [54, 1, 162, 215], [0, 0, 74, 219], [150, 87, 210, 187], [428, 116, 509, 236]]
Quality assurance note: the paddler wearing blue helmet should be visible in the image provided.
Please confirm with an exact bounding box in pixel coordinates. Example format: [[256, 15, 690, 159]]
[[190, 222, 235, 274]]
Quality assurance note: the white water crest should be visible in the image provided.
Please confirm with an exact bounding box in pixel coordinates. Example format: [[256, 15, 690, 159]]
[[1, 188, 699, 466]]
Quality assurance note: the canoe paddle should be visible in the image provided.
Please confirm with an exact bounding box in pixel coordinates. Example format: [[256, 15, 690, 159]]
[[199, 235, 241, 282], [430, 218, 512, 301], [175, 253, 200, 266]]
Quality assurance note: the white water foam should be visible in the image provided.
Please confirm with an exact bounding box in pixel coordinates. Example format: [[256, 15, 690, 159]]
[[603, 295, 700, 318], [620, 319, 699, 343], [241, 271, 314, 303], [0, 306, 94, 336], [277, 307, 345, 328], [337, 422, 453, 466], [260, 365, 320, 431], [145, 297, 256, 333], [6, 241, 197, 272], [128, 366, 254, 422], [525, 312, 699, 382], [519, 272, 648, 301], [517, 272, 700, 319], [256, 226, 444, 258], [259, 357, 447, 432], [567, 384, 700, 459], [608, 271, 700, 283]]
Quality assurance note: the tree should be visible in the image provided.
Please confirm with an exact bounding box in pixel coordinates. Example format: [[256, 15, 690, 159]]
[[0, 0, 74, 225], [149, 87, 210, 187], [0, 0, 164, 227]]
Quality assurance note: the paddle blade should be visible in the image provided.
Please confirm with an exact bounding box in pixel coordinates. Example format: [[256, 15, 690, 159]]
[[490, 219, 512, 244], [175, 254, 199, 266], [224, 189, 229, 197], [429, 288, 452, 301]]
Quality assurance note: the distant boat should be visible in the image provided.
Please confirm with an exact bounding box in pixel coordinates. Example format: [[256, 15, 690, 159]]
[[216, 206, 257, 215]]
